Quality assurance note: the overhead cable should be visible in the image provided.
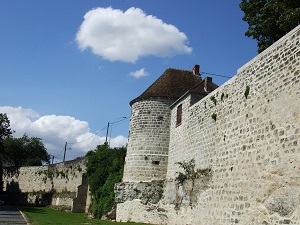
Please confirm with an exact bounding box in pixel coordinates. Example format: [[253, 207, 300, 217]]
[[201, 71, 232, 79]]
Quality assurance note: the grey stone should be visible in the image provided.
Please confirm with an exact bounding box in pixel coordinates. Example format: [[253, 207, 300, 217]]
[[265, 187, 299, 216]]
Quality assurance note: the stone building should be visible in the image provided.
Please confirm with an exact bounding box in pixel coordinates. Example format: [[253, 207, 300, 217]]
[[116, 25, 300, 224], [123, 65, 218, 183]]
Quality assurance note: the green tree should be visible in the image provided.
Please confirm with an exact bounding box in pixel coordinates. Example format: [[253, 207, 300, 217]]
[[85, 143, 126, 218], [4, 134, 50, 167], [240, 0, 300, 53], [0, 113, 13, 191]]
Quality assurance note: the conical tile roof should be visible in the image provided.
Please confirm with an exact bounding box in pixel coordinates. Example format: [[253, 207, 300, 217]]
[[130, 68, 203, 105]]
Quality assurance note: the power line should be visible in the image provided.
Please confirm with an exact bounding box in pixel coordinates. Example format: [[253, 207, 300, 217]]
[[109, 117, 130, 146], [201, 71, 232, 79], [105, 117, 129, 144], [68, 125, 108, 145], [68, 116, 129, 145], [54, 148, 65, 159]]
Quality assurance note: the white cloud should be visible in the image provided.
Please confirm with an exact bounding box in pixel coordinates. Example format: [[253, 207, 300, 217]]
[[109, 135, 128, 148], [129, 68, 149, 78], [0, 106, 39, 131], [76, 7, 192, 63], [0, 106, 128, 162]]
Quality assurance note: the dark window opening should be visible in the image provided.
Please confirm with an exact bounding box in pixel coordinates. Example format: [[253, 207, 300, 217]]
[[157, 116, 163, 121], [176, 104, 182, 126], [152, 160, 160, 165]]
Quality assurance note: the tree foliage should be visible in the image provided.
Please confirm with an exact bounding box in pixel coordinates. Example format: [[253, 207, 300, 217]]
[[240, 0, 300, 53], [85, 143, 126, 218], [0, 113, 14, 191], [0, 113, 13, 142], [4, 134, 50, 167]]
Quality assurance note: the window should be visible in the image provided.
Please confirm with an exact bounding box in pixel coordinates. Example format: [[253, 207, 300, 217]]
[[157, 116, 163, 121], [152, 160, 160, 165], [176, 104, 182, 126]]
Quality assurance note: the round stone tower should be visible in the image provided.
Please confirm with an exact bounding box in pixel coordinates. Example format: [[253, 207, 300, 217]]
[[123, 66, 202, 182]]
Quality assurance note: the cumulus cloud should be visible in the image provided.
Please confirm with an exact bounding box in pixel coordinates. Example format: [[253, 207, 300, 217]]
[[0, 106, 128, 162], [129, 68, 149, 78], [76, 7, 192, 63]]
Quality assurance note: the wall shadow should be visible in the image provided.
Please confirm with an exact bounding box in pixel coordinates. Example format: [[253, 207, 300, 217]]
[[1, 180, 53, 206]]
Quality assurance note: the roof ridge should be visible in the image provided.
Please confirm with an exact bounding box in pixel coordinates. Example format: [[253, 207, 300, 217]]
[[166, 67, 192, 72]]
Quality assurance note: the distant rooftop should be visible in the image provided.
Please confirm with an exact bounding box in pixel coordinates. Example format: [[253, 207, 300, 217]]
[[189, 77, 219, 95]]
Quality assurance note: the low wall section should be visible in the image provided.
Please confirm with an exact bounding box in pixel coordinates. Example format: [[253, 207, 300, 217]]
[[4, 158, 85, 193], [3, 158, 88, 212]]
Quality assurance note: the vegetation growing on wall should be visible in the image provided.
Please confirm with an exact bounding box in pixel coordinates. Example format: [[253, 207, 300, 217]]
[[221, 93, 229, 101], [85, 143, 126, 219], [221, 93, 225, 101], [175, 159, 211, 185], [175, 158, 212, 208], [35, 162, 83, 180], [210, 96, 217, 106], [211, 113, 217, 122], [245, 85, 250, 99]]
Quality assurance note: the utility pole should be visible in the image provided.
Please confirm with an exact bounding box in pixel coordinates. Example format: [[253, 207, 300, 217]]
[[63, 142, 67, 163], [51, 155, 54, 164], [105, 122, 110, 143], [105, 117, 127, 146]]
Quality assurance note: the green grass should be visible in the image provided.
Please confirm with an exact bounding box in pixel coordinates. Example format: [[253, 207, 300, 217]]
[[16, 206, 151, 225]]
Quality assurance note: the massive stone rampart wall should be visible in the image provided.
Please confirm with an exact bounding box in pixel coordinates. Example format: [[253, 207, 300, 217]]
[[3, 158, 86, 193], [116, 25, 300, 224]]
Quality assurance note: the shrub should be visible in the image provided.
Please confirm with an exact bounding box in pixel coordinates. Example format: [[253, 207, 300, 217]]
[[85, 143, 126, 218]]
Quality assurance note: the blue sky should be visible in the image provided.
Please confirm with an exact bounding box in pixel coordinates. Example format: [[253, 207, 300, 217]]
[[0, 0, 257, 162]]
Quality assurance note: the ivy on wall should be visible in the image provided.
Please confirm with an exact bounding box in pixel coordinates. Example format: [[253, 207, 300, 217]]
[[85, 143, 126, 219], [211, 113, 217, 122], [35, 164, 83, 184], [245, 85, 250, 99], [210, 96, 217, 106]]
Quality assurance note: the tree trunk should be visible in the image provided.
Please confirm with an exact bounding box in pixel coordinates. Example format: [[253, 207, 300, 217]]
[[0, 163, 3, 192]]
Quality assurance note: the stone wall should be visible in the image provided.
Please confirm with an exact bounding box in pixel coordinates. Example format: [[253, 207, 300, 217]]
[[4, 158, 86, 193], [116, 25, 300, 224], [51, 196, 74, 211], [3, 158, 88, 212], [123, 98, 174, 182]]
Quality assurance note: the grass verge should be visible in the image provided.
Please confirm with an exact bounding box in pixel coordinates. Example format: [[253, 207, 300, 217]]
[[16, 206, 151, 225]]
